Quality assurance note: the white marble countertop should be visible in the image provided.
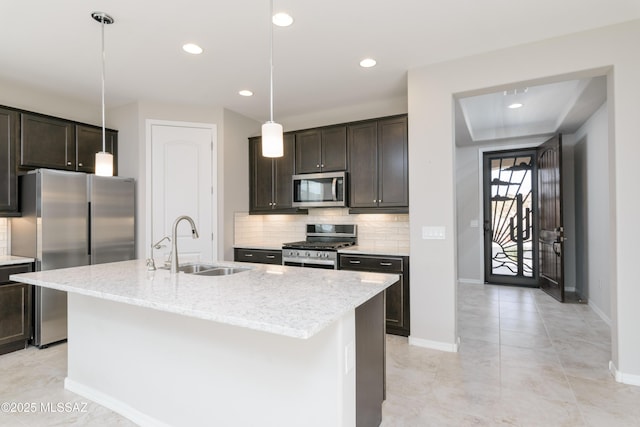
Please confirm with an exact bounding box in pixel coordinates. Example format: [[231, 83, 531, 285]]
[[0, 255, 35, 266], [10, 259, 397, 340]]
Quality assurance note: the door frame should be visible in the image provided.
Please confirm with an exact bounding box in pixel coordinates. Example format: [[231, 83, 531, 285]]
[[475, 138, 550, 285], [145, 119, 218, 260]]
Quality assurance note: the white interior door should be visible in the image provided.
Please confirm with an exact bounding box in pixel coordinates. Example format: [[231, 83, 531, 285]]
[[150, 121, 217, 265]]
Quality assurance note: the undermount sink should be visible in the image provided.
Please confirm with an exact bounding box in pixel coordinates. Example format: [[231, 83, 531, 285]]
[[193, 267, 250, 276], [161, 263, 250, 276]]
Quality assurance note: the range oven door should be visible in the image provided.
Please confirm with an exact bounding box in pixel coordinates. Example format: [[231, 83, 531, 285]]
[[283, 261, 336, 270], [292, 172, 346, 208]]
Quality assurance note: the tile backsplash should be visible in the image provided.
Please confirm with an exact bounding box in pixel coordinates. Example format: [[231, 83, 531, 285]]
[[0, 218, 7, 256], [235, 209, 409, 253]]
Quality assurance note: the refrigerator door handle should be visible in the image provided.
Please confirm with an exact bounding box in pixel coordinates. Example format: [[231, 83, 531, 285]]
[[87, 202, 92, 262]]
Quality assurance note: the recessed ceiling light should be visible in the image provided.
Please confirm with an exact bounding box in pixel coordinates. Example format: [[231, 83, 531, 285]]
[[508, 103, 524, 109], [272, 12, 293, 27], [239, 90, 254, 97], [359, 58, 377, 68], [182, 43, 203, 55]]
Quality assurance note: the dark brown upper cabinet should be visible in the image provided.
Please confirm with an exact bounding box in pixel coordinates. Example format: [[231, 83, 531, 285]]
[[20, 113, 75, 171], [348, 115, 408, 213], [295, 126, 347, 173], [249, 134, 301, 214], [0, 107, 19, 215], [19, 113, 118, 175], [76, 125, 118, 175]]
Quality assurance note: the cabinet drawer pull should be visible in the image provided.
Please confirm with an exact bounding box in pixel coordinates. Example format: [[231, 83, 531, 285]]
[[379, 262, 393, 266], [244, 253, 254, 257], [349, 260, 361, 264], [265, 255, 275, 259]]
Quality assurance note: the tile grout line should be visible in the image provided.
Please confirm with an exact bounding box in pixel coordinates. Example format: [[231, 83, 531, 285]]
[[533, 290, 589, 426]]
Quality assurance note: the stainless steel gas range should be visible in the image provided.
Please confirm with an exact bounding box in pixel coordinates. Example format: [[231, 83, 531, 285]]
[[282, 224, 357, 269]]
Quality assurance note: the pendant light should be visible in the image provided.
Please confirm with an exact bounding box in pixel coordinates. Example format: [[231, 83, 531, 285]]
[[92, 12, 115, 176], [261, 0, 283, 158]]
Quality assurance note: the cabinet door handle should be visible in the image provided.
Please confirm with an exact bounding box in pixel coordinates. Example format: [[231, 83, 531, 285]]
[[349, 260, 361, 264], [321, 164, 324, 168], [266, 255, 275, 259], [316, 164, 320, 168], [78, 162, 83, 167], [67, 161, 72, 166], [244, 254, 254, 257], [379, 262, 393, 266]]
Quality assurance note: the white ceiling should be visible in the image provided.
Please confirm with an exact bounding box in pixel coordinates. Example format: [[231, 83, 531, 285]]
[[455, 76, 607, 146], [1, 1, 638, 126]]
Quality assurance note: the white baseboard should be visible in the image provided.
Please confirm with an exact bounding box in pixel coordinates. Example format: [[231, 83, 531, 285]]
[[409, 336, 459, 352], [65, 377, 170, 427], [609, 361, 640, 387], [588, 300, 612, 326], [457, 278, 484, 285]]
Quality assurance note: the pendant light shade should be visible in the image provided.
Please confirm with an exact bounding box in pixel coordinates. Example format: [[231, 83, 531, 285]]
[[261, 121, 284, 157], [92, 11, 114, 176], [261, 0, 283, 158], [95, 151, 114, 176]]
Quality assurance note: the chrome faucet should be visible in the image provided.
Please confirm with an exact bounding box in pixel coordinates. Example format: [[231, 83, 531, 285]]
[[170, 215, 200, 274]]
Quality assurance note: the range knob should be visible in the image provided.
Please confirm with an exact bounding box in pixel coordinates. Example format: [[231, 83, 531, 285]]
[[316, 252, 322, 258], [305, 251, 311, 257]]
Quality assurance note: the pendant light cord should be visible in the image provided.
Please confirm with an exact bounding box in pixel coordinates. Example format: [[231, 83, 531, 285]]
[[100, 17, 106, 153], [269, 0, 274, 123]]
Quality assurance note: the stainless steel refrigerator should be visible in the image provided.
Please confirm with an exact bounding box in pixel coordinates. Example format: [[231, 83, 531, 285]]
[[11, 169, 135, 347]]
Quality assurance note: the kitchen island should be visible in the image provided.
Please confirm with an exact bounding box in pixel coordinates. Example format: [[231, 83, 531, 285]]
[[10, 259, 397, 427]]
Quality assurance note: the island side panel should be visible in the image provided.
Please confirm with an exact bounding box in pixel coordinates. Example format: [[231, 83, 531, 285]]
[[65, 293, 356, 427]]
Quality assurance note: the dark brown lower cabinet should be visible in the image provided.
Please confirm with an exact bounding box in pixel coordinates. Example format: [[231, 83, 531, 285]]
[[234, 248, 282, 265], [339, 254, 410, 336], [0, 263, 32, 355]]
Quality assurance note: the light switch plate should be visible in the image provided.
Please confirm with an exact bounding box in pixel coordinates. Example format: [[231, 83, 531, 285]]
[[422, 226, 445, 240]]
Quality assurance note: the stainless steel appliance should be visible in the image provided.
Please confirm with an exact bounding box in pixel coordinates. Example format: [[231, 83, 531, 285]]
[[282, 224, 356, 269], [11, 169, 135, 347], [292, 172, 347, 208]]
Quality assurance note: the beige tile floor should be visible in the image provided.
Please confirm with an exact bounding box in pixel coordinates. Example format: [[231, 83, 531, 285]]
[[382, 283, 640, 426], [1, 283, 639, 426]]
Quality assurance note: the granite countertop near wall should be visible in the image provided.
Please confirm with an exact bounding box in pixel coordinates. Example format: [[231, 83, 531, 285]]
[[10, 259, 397, 340], [0, 255, 35, 266]]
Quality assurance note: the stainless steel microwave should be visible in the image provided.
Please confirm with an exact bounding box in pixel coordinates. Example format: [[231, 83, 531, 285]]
[[292, 172, 347, 208]]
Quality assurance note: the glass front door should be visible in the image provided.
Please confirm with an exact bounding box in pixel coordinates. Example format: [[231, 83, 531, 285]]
[[483, 149, 538, 286]]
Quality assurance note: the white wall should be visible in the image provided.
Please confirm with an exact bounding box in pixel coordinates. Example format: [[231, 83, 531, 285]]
[[110, 101, 259, 261], [281, 96, 407, 132], [221, 109, 259, 260], [408, 19, 640, 383], [571, 103, 611, 320], [0, 78, 99, 125]]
